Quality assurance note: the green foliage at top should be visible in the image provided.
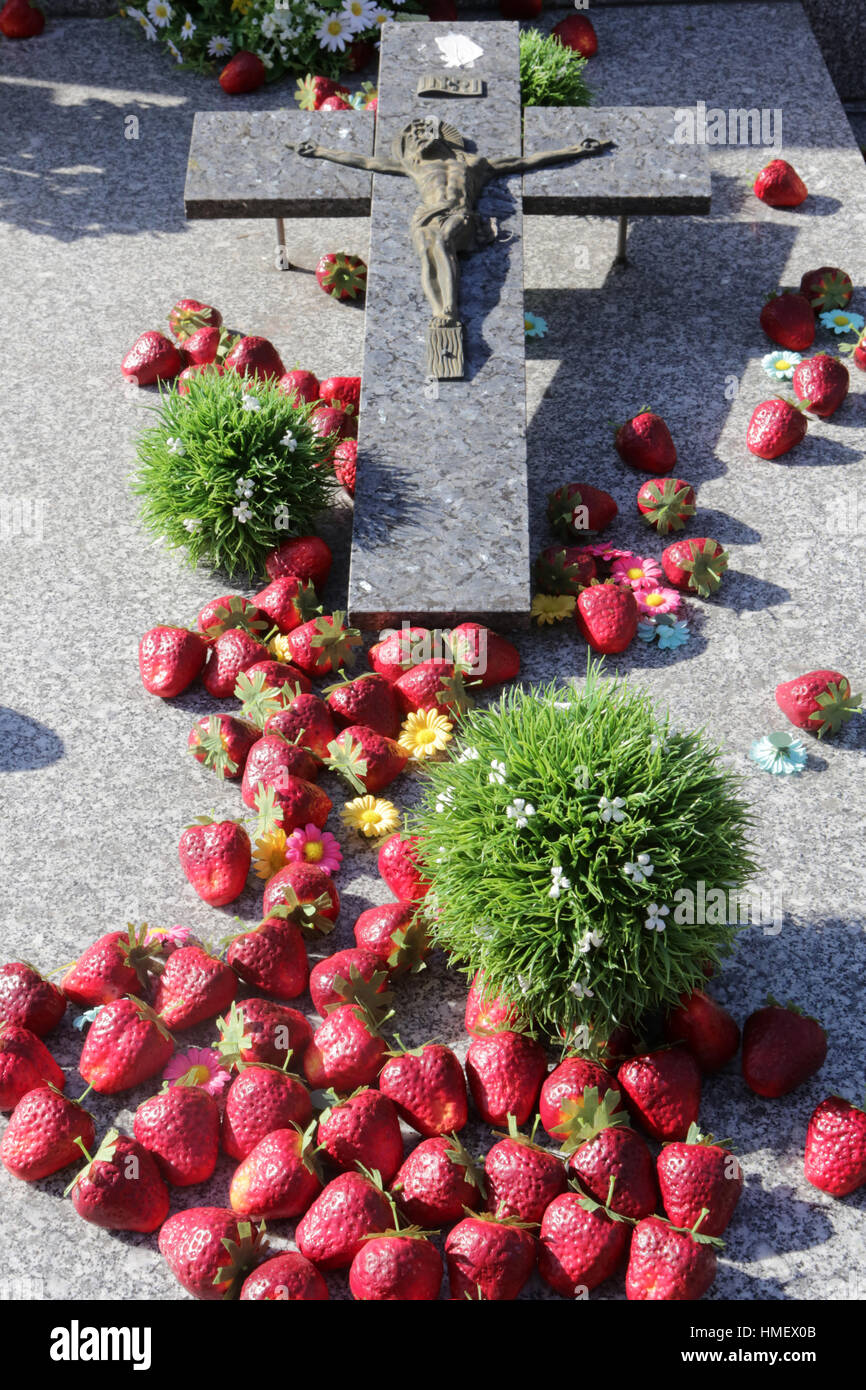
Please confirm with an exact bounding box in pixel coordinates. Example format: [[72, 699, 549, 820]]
[[131, 370, 337, 582], [410, 667, 757, 1042], [520, 28, 592, 109]]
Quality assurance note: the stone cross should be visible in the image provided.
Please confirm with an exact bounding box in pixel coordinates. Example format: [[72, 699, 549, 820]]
[[184, 20, 710, 631]]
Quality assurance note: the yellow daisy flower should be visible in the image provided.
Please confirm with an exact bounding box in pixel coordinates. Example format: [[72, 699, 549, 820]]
[[398, 708, 453, 760], [342, 795, 400, 838], [532, 593, 576, 626], [269, 634, 293, 663], [252, 829, 287, 880]]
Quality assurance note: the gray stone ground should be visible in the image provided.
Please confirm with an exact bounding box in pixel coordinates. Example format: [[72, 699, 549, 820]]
[[1, 4, 865, 1301]]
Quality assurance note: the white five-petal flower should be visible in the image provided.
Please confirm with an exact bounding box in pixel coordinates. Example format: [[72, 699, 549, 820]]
[[506, 797, 535, 830]]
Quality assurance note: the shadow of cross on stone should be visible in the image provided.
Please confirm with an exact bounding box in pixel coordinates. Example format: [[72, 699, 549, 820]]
[[184, 20, 710, 630]]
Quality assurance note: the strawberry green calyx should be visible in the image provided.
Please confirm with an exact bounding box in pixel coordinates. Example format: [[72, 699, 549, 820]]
[[191, 714, 239, 778], [129, 996, 175, 1045], [804, 270, 853, 312], [293, 1117, 324, 1179], [292, 580, 324, 625], [535, 548, 590, 595], [216, 1220, 270, 1300], [319, 254, 367, 300], [203, 595, 269, 641], [387, 923, 429, 975], [808, 679, 861, 737], [324, 735, 369, 793], [236, 671, 297, 729], [331, 964, 393, 1015], [674, 540, 729, 597], [639, 479, 696, 534], [310, 611, 363, 669], [119, 922, 165, 987], [252, 783, 287, 840], [676, 1123, 735, 1151], [216, 1001, 255, 1068], [444, 1132, 487, 1198], [685, 1208, 726, 1249], [839, 327, 866, 356], [575, 1174, 634, 1225], [361, 1224, 436, 1241], [495, 1112, 562, 1157], [266, 894, 336, 938], [551, 1085, 626, 1149], [436, 672, 475, 717], [64, 1128, 121, 1196]]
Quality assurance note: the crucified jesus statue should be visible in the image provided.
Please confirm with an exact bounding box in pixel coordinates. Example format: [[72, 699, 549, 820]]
[[291, 117, 614, 378]]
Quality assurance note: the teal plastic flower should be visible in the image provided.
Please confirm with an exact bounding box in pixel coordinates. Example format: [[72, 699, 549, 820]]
[[761, 349, 802, 380], [819, 309, 865, 335], [749, 731, 807, 776], [524, 311, 548, 339], [637, 621, 658, 643], [73, 1006, 102, 1032], [656, 617, 690, 650]]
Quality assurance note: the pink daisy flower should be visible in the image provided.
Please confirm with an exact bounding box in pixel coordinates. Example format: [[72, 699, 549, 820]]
[[163, 1047, 231, 1099], [286, 822, 343, 875], [633, 582, 683, 616], [586, 543, 633, 560], [611, 554, 663, 586], [144, 924, 193, 950]]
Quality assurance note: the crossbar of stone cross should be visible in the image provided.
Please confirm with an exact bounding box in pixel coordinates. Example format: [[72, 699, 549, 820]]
[[184, 20, 710, 630]]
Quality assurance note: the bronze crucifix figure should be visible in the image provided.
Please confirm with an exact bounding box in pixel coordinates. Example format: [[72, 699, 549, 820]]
[[292, 117, 614, 378]]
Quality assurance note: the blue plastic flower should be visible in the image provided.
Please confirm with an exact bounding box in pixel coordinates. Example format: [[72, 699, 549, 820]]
[[656, 618, 690, 650], [637, 621, 658, 643], [749, 731, 807, 776], [761, 349, 802, 380], [73, 1006, 102, 1032], [524, 311, 548, 339], [819, 309, 865, 336]]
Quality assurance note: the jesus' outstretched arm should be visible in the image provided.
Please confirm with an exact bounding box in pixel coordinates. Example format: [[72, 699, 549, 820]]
[[485, 138, 616, 178], [289, 140, 404, 177]]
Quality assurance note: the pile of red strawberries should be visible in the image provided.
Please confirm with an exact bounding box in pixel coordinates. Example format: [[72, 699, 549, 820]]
[[2, 933, 863, 1299]]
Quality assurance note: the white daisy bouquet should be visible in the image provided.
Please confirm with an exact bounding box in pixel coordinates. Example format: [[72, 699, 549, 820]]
[[121, 0, 424, 82]]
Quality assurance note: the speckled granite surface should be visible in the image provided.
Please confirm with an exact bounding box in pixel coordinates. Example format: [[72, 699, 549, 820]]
[[0, 4, 865, 1301]]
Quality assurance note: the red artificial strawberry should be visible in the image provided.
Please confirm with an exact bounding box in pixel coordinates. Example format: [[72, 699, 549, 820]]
[[760, 291, 815, 351], [159, 1207, 267, 1300], [179, 816, 251, 906], [464, 969, 520, 1035], [563, 1092, 658, 1220], [792, 353, 849, 417], [61, 925, 161, 1008], [614, 409, 677, 474], [253, 575, 320, 634], [333, 438, 357, 495], [347, 38, 375, 71], [445, 1215, 536, 1301], [799, 266, 853, 314], [663, 989, 740, 1072], [241, 739, 325, 814], [380, 1043, 468, 1137], [0, 0, 45, 38], [263, 693, 336, 759], [217, 998, 313, 1070], [378, 832, 431, 903], [177, 363, 224, 393], [626, 1214, 719, 1300], [69, 1129, 170, 1233], [286, 611, 362, 678], [315, 252, 367, 301], [230, 1122, 322, 1220], [775, 670, 860, 737], [121, 330, 184, 386], [319, 95, 352, 111], [78, 998, 174, 1095], [222, 1065, 313, 1160], [368, 626, 430, 681], [168, 298, 222, 341], [552, 12, 598, 55], [294, 74, 349, 110], [329, 724, 409, 793], [278, 368, 320, 402], [804, 1096, 866, 1197], [353, 903, 430, 977], [575, 582, 639, 653], [310, 403, 353, 450], [319, 374, 361, 414], [393, 1133, 485, 1227], [661, 537, 728, 596], [317, 1090, 404, 1182], [657, 1125, 743, 1235], [746, 396, 809, 459], [197, 593, 270, 641], [617, 1049, 701, 1141], [296, 1171, 395, 1270], [240, 1251, 328, 1301], [753, 159, 807, 207], [303, 1003, 387, 1093], [244, 658, 313, 698], [741, 999, 827, 1096], [0, 1024, 65, 1109], [637, 477, 697, 535], [181, 323, 231, 366], [262, 862, 340, 923], [449, 621, 520, 690], [219, 49, 266, 95], [188, 713, 258, 780], [394, 657, 470, 718], [484, 1117, 567, 1223], [139, 624, 207, 697], [152, 945, 237, 1031], [534, 545, 597, 596], [309, 948, 390, 1017], [499, 0, 541, 16], [538, 1188, 631, 1297], [133, 1076, 220, 1186], [547, 482, 618, 539], [1, 1085, 95, 1181], [538, 1056, 620, 1143], [349, 1230, 443, 1301], [326, 673, 402, 739], [227, 917, 309, 1000], [265, 534, 333, 588], [0, 964, 65, 1036], [465, 1030, 547, 1127], [202, 628, 269, 698], [224, 335, 284, 380]]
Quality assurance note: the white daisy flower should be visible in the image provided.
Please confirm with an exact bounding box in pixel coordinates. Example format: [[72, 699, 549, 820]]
[[280, 431, 297, 451], [598, 795, 626, 824], [506, 798, 535, 830], [644, 903, 670, 932], [488, 759, 507, 785], [342, 0, 378, 26], [147, 0, 172, 26], [370, 6, 392, 25], [166, 38, 183, 62], [179, 11, 195, 38], [317, 13, 353, 50], [140, 17, 157, 39], [126, 5, 144, 19], [207, 34, 232, 57], [165, 436, 185, 456], [241, 395, 261, 412]]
